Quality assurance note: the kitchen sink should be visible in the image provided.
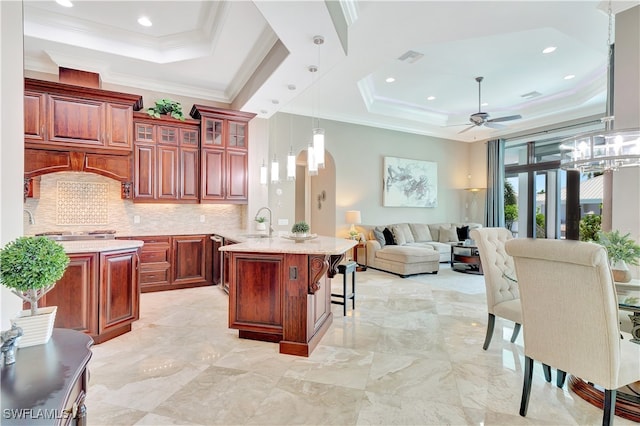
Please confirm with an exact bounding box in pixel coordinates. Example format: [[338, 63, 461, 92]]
[[240, 233, 272, 239]]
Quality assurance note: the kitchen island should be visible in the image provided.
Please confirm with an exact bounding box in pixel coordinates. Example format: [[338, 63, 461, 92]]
[[219, 234, 356, 356], [42, 239, 144, 343]]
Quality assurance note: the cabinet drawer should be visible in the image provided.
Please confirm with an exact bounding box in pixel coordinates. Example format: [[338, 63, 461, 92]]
[[140, 236, 171, 245], [140, 269, 170, 284], [140, 249, 169, 263]]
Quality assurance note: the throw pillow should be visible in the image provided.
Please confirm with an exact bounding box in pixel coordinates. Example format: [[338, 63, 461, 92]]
[[382, 227, 396, 245], [456, 225, 470, 241], [391, 225, 407, 245], [438, 225, 459, 243], [396, 223, 414, 243], [410, 223, 433, 242], [372, 228, 386, 247]]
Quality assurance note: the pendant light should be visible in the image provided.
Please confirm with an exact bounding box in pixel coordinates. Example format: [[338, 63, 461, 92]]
[[311, 35, 325, 169], [287, 146, 296, 180], [260, 159, 267, 185], [308, 143, 318, 176], [271, 154, 279, 183], [287, 116, 296, 180]]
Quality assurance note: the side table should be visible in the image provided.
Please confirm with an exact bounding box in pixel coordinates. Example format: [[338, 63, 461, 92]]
[[1, 329, 94, 425], [351, 242, 367, 271], [451, 243, 483, 275]]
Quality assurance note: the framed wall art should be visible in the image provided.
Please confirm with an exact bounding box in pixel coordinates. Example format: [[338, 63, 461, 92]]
[[383, 156, 437, 207]]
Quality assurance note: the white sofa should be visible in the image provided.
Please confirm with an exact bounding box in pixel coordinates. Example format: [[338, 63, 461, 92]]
[[364, 222, 482, 277]]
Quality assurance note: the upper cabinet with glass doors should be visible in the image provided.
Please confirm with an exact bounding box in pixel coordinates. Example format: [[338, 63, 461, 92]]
[[189, 105, 256, 203]]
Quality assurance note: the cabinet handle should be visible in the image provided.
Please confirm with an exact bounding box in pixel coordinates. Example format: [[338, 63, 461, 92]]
[[41, 124, 45, 136]]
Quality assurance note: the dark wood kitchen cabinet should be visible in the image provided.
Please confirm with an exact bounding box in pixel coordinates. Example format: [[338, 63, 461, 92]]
[[23, 90, 47, 142], [135, 236, 172, 292], [133, 113, 200, 203], [24, 78, 142, 154], [121, 234, 212, 292], [23, 78, 143, 200], [173, 235, 211, 285], [221, 238, 238, 293], [190, 105, 255, 204], [37, 247, 140, 344], [39, 253, 99, 336]]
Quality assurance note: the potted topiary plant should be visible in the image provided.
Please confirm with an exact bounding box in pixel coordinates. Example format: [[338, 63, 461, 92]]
[[147, 98, 186, 121], [0, 236, 70, 347], [255, 216, 267, 231], [598, 230, 640, 283], [291, 221, 310, 237]]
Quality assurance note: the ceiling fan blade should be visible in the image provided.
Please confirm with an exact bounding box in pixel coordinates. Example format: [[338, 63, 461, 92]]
[[458, 125, 476, 134], [444, 122, 472, 128], [487, 114, 522, 123], [484, 122, 506, 129]]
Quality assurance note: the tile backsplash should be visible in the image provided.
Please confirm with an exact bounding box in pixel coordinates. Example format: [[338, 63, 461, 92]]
[[56, 180, 109, 225], [24, 172, 244, 236]]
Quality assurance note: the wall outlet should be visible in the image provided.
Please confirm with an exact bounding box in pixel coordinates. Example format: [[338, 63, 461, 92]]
[[133, 215, 140, 224], [278, 218, 288, 226], [199, 215, 205, 223]]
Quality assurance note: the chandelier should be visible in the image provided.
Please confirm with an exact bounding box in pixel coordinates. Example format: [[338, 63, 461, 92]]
[[559, 1, 640, 173], [559, 127, 640, 173]]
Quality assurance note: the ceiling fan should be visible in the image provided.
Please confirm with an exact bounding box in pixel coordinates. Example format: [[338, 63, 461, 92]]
[[458, 76, 522, 134]]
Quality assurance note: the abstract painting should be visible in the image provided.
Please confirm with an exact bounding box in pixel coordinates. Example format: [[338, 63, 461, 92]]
[[383, 156, 438, 207]]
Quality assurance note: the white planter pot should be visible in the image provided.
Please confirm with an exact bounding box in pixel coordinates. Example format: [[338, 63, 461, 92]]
[[256, 222, 266, 231], [12, 306, 57, 348]]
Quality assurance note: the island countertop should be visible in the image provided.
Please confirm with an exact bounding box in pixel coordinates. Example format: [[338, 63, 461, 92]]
[[59, 239, 144, 254], [218, 234, 357, 255]]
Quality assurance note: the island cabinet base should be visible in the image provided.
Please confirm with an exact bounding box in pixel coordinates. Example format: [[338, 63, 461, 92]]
[[228, 252, 337, 357]]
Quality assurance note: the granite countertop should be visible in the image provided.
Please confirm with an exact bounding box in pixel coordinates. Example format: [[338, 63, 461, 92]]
[[59, 239, 144, 254], [217, 233, 357, 255]]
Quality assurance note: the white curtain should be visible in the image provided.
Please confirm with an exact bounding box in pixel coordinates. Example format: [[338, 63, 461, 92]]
[[485, 139, 504, 227]]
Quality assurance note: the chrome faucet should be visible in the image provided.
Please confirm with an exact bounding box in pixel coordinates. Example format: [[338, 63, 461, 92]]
[[24, 209, 35, 225], [254, 207, 274, 237]]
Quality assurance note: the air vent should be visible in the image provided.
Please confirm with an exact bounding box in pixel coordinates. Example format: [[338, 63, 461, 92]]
[[521, 91, 542, 99], [397, 50, 424, 63]]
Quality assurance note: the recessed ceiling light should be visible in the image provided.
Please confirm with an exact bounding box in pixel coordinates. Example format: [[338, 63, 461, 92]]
[[564, 74, 575, 80], [137, 16, 153, 27], [542, 46, 557, 54], [385, 77, 395, 83], [56, 0, 73, 7], [427, 96, 436, 101]]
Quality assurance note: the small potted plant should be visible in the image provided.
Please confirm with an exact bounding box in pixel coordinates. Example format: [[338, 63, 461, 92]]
[[147, 98, 186, 121], [255, 216, 267, 231], [291, 221, 310, 237], [598, 230, 640, 283], [0, 236, 69, 347]]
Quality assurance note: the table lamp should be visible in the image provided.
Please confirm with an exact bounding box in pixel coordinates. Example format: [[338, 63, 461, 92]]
[[345, 210, 361, 239]]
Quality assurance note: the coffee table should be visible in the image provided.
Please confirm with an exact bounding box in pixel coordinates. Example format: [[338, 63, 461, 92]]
[[451, 243, 483, 274], [569, 279, 640, 422]]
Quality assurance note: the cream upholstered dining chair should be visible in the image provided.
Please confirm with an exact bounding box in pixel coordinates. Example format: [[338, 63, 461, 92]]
[[469, 227, 522, 350], [505, 238, 640, 426]]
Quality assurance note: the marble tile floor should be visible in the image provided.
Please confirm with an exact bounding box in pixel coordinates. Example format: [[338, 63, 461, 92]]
[[86, 264, 636, 426]]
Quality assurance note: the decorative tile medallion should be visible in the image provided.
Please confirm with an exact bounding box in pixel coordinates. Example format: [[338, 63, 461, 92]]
[[57, 181, 108, 225]]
